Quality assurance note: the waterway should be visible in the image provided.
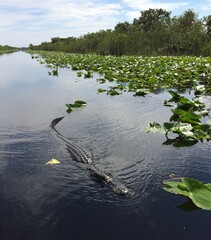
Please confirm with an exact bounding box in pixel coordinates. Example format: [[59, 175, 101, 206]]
[[0, 51, 211, 240]]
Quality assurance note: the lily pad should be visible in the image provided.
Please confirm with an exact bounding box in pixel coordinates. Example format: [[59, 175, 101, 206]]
[[66, 100, 87, 112], [163, 178, 211, 210], [146, 122, 164, 133], [98, 88, 107, 93], [147, 91, 211, 145]]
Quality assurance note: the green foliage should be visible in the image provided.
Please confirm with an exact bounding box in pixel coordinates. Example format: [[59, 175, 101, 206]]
[[77, 71, 83, 77], [205, 15, 211, 38], [147, 91, 211, 146], [52, 68, 58, 76], [0, 45, 19, 54], [28, 9, 211, 56], [133, 89, 149, 97], [106, 88, 121, 96], [170, 10, 205, 55], [147, 122, 164, 133], [133, 8, 171, 32], [163, 178, 211, 210], [66, 100, 87, 113], [29, 51, 211, 97], [84, 70, 93, 78], [98, 88, 107, 93]]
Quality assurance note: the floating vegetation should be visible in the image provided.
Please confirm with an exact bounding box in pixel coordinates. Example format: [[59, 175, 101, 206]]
[[28, 51, 211, 209], [147, 91, 211, 146], [163, 178, 211, 210], [66, 100, 87, 113], [84, 70, 93, 78], [28, 51, 211, 96], [52, 68, 59, 76], [77, 71, 83, 77]]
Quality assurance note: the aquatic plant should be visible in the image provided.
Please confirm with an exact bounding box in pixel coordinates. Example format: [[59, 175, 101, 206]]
[[28, 51, 211, 96], [163, 178, 211, 210], [66, 100, 87, 113], [28, 51, 211, 208], [52, 68, 58, 76], [147, 91, 211, 146]]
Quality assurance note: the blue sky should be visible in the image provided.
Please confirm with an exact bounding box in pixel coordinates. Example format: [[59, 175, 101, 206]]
[[0, 0, 210, 47]]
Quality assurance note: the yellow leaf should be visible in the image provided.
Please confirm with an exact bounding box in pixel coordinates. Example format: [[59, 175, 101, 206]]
[[45, 158, 61, 165]]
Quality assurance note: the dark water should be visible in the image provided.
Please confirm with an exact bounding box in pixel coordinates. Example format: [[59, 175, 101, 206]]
[[0, 52, 211, 240]]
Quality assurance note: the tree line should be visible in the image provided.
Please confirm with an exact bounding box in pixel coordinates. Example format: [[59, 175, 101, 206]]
[[29, 9, 211, 56], [0, 45, 19, 52]]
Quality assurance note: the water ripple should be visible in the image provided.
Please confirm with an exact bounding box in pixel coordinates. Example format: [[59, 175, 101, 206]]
[[1, 52, 211, 239]]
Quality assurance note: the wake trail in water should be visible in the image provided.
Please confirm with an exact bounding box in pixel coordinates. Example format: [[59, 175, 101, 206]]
[[50, 116, 132, 196]]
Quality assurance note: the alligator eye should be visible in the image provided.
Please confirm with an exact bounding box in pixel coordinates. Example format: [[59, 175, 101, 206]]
[[118, 187, 129, 196], [123, 189, 129, 194]]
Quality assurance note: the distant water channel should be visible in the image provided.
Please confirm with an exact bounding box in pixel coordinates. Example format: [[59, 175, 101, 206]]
[[0, 51, 211, 240]]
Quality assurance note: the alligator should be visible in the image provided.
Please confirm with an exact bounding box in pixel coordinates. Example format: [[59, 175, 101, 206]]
[[50, 117, 130, 196]]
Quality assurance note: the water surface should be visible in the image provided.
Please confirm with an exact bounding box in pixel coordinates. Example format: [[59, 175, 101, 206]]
[[0, 52, 211, 240]]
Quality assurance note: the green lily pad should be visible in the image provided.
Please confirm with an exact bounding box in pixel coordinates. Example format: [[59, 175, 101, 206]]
[[66, 100, 87, 112], [98, 88, 107, 93], [133, 89, 149, 96], [180, 112, 201, 125], [107, 89, 120, 96], [147, 90, 211, 145], [146, 122, 164, 133], [163, 178, 211, 210]]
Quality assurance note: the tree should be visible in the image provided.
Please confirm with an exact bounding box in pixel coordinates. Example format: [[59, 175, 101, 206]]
[[201, 15, 211, 56], [205, 15, 211, 37], [170, 10, 204, 55], [27, 8, 209, 56], [133, 8, 171, 31], [51, 37, 61, 43], [114, 22, 131, 33], [132, 9, 172, 55]]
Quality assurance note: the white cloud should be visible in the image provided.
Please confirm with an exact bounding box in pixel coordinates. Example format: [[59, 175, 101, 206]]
[[0, 0, 209, 47], [0, 1, 122, 32], [201, 0, 211, 11], [121, 0, 189, 21], [122, 0, 188, 11], [52, 2, 121, 18], [0, 0, 124, 46]]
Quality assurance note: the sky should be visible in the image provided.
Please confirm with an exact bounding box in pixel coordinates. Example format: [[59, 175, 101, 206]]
[[0, 0, 210, 47]]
